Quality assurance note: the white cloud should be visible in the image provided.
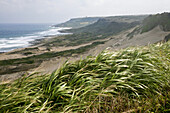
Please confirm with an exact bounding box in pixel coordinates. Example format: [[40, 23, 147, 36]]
[[0, 0, 170, 23]]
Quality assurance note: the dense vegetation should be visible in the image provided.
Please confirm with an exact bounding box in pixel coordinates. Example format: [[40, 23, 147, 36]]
[[0, 41, 169, 112], [141, 12, 170, 33]]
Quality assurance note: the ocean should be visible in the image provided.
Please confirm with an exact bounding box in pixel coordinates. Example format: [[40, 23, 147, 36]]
[[0, 23, 69, 52]]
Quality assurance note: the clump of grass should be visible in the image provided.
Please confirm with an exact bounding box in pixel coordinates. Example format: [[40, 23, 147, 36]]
[[0, 41, 169, 112]]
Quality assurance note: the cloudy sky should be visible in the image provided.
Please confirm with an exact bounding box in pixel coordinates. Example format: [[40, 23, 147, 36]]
[[0, 0, 170, 23]]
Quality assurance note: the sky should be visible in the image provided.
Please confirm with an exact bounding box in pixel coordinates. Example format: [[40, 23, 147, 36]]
[[0, 0, 170, 24]]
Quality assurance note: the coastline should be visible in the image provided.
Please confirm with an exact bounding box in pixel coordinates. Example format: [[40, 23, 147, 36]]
[[0, 26, 133, 83], [0, 25, 71, 52], [0, 26, 169, 83]]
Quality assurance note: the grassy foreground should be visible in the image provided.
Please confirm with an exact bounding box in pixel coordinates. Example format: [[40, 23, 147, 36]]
[[0, 41, 170, 112]]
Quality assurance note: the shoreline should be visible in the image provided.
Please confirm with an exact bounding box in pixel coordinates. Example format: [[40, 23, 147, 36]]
[[0, 26, 169, 82], [0, 34, 110, 61], [0, 26, 72, 53], [0, 27, 134, 83]]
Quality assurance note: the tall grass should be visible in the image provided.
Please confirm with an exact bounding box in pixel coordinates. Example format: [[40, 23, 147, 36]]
[[0, 41, 169, 112]]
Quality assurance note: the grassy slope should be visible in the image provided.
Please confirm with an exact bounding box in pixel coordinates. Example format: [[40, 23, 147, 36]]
[[0, 41, 169, 112], [141, 12, 170, 33]]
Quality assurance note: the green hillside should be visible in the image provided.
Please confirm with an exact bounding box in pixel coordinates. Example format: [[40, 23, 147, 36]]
[[0, 41, 169, 112], [141, 12, 170, 33], [54, 17, 101, 28], [64, 15, 146, 35], [67, 19, 139, 35]]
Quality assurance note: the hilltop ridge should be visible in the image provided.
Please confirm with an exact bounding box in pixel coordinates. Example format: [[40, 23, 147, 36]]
[[54, 17, 101, 28]]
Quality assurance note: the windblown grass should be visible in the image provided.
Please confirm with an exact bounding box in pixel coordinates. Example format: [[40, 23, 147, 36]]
[[0, 41, 169, 112]]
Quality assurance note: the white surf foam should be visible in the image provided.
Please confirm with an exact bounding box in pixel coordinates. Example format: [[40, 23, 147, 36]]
[[36, 27, 71, 36], [0, 27, 71, 52]]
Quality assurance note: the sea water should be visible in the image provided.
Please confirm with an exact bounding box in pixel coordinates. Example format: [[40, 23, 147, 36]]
[[0, 23, 69, 52]]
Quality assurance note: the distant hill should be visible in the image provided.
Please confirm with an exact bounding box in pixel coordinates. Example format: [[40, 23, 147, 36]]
[[54, 17, 101, 28], [104, 15, 147, 23], [64, 15, 147, 35], [141, 12, 170, 33], [126, 12, 170, 39]]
